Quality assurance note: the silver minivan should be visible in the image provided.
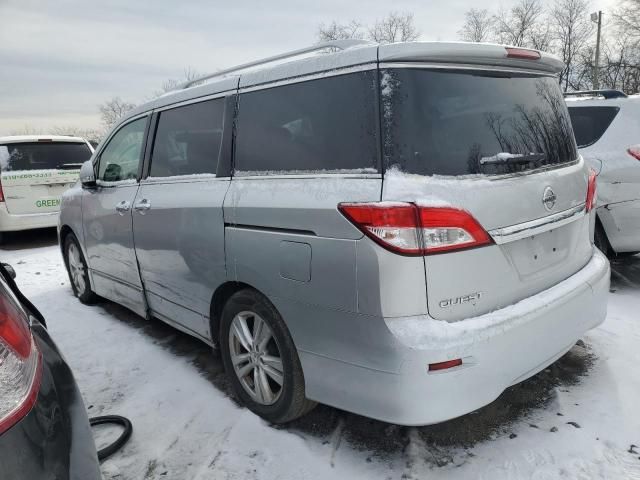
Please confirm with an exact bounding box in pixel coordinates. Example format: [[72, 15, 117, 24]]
[[59, 41, 610, 426]]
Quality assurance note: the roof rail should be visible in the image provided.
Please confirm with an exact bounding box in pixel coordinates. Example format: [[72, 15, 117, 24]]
[[179, 39, 373, 90], [564, 89, 627, 99]]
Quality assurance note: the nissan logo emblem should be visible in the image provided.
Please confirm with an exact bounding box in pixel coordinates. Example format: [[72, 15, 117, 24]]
[[542, 187, 557, 211]]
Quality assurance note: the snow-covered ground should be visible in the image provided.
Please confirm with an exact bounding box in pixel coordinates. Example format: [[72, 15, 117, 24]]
[[3, 229, 640, 479]]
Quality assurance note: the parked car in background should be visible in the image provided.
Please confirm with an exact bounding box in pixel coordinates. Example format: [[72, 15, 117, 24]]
[[0, 262, 101, 479], [566, 90, 640, 257], [59, 40, 610, 426], [0, 135, 93, 240]]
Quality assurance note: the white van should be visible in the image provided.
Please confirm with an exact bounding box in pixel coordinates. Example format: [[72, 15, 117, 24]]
[[565, 90, 640, 256], [0, 135, 93, 239]]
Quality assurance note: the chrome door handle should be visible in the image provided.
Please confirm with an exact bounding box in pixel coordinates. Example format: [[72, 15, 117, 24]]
[[134, 199, 151, 214], [115, 200, 131, 215]]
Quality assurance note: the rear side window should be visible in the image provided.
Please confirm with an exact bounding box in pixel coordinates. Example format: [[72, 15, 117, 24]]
[[149, 99, 225, 177], [0, 142, 91, 172], [235, 71, 379, 175], [382, 69, 578, 176], [568, 106, 620, 148]]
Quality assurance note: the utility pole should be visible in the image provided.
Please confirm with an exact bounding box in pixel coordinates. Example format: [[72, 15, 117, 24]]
[[591, 11, 603, 90]]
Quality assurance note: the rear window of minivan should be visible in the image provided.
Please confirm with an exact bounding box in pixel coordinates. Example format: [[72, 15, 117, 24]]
[[382, 69, 578, 176], [567, 106, 620, 148], [0, 142, 92, 172]]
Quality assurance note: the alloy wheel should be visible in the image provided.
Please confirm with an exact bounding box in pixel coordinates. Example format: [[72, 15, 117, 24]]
[[228, 311, 284, 405], [67, 243, 86, 294]]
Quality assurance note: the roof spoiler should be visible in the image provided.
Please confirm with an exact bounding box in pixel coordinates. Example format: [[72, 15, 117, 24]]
[[564, 89, 627, 99], [378, 42, 564, 74]]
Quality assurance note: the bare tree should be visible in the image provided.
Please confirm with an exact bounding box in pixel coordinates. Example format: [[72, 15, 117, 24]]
[[50, 126, 103, 144], [156, 67, 203, 96], [9, 125, 42, 136], [613, 0, 640, 40], [368, 12, 420, 43], [99, 97, 136, 130], [317, 20, 363, 42], [529, 19, 554, 51], [458, 8, 494, 42], [494, 0, 544, 47], [551, 0, 594, 91]]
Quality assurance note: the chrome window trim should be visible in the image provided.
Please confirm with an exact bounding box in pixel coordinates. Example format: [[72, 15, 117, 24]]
[[140, 175, 231, 185], [489, 203, 587, 245], [238, 63, 377, 94], [379, 62, 553, 76], [231, 173, 382, 180]]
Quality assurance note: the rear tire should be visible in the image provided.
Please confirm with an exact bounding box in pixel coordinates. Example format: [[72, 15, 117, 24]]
[[219, 289, 316, 423], [594, 222, 614, 258], [63, 233, 98, 304]]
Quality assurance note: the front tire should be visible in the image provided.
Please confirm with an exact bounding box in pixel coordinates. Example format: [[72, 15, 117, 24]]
[[220, 289, 316, 423], [63, 234, 98, 304]]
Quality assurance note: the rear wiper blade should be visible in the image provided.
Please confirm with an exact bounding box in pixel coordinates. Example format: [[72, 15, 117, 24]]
[[57, 163, 84, 170], [479, 153, 546, 165]]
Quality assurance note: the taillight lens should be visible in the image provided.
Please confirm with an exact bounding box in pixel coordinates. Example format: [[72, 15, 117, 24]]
[[505, 47, 541, 60], [338, 203, 492, 255], [627, 146, 640, 161], [0, 176, 4, 203], [0, 283, 41, 435], [586, 169, 597, 212]]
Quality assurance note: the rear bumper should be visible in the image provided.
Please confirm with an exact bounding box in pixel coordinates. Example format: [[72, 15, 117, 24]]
[[0, 204, 59, 232], [598, 200, 640, 253], [301, 249, 610, 425]]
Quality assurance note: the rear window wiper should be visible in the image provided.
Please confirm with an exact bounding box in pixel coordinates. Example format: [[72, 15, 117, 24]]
[[56, 163, 84, 170], [479, 153, 546, 165]]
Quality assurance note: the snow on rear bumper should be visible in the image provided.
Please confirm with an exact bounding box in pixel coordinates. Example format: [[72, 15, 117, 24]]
[[373, 249, 609, 425]]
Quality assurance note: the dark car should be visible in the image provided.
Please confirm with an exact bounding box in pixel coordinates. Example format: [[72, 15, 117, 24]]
[[0, 263, 101, 479]]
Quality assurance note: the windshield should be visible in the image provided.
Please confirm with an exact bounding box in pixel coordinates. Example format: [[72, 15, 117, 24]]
[[0, 142, 92, 172], [382, 69, 578, 176]]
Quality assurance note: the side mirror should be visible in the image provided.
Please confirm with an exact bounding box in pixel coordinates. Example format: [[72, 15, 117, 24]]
[[80, 160, 96, 188], [1, 263, 16, 279]]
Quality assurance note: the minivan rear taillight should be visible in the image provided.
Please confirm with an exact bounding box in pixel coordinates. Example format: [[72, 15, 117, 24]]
[[0, 176, 4, 203], [0, 285, 41, 435], [338, 203, 492, 255], [586, 169, 597, 212]]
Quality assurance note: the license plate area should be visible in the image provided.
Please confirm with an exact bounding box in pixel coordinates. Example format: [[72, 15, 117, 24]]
[[502, 226, 572, 278]]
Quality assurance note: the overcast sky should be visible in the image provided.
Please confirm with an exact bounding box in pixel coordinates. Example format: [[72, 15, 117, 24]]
[[0, 0, 615, 135]]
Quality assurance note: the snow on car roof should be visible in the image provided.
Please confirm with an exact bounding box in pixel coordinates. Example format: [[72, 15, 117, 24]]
[[0, 135, 88, 144]]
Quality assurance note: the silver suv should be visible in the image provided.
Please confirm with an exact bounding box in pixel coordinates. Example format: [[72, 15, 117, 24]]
[[566, 90, 640, 257], [59, 41, 610, 426]]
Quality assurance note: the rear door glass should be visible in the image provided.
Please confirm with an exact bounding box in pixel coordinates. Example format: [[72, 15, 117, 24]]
[[149, 99, 225, 177], [568, 106, 620, 148], [235, 70, 379, 175], [382, 69, 577, 176], [0, 142, 91, 172]]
